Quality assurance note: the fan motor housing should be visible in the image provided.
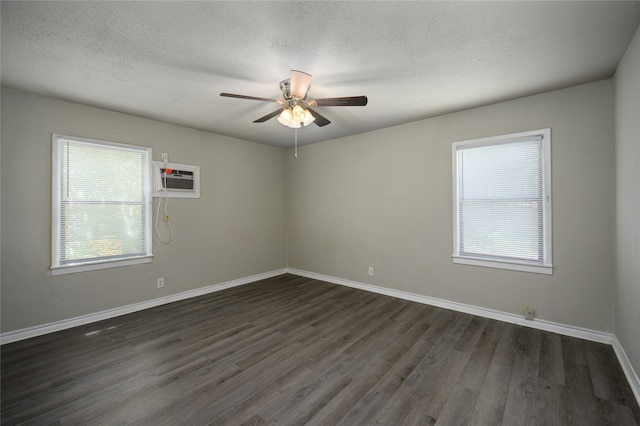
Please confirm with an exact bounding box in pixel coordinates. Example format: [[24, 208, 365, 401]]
[[280, 79, 292, 100]]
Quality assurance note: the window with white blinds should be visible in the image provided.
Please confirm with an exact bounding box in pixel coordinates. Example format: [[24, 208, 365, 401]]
[[452, 129, 552, 275], [51, 135, 152, 275]]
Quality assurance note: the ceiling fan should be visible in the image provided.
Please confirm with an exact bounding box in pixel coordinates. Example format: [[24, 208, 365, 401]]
[[220, 70, 368, 129]]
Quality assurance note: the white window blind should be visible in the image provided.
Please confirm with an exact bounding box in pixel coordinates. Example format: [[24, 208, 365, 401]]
[[452, 129, 552, 274], [52, 135, 152, 275]]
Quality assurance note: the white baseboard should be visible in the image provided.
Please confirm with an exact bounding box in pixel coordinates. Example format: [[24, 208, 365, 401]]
[[0, 268, 286, 345], [612, 335, 640, 405], [287, 268, 612, 343], [287, 268, 640, 406]]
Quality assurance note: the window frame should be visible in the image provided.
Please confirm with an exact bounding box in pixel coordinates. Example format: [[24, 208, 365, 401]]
[[51, 134, 153, 275], [452, 128, 552, 275]]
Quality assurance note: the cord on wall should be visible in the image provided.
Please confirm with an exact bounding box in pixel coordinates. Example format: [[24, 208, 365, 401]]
[[155, 153, 174, 244]]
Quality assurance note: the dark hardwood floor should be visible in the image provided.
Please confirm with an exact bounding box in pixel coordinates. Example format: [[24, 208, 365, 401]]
[[2, 274, 639, 425]]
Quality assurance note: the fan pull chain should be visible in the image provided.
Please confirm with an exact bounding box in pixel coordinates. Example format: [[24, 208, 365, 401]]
[[294, 128, 298, 158]]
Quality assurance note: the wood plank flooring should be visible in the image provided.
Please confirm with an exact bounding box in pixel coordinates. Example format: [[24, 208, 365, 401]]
[[2, 274, 639, 425]]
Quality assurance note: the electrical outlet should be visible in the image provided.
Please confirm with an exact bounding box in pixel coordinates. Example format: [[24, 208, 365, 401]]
[[523, 304, 534, 320], [157, 277, 165, 288], [368, 267, 374, 276]]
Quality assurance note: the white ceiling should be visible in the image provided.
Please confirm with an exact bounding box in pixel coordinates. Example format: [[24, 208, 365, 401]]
[[2, 1, 639, 148]]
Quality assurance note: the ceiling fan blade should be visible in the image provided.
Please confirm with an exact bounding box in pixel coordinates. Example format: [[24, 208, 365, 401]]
[[253, 109, 283, 123], [307, 108, 331, 127], [310, 96, 368, 107], [289, 70, 312, 100], [220, 93, 282, 103]]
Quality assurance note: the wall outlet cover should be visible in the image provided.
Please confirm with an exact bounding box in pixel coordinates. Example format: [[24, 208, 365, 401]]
[[524, 307, 534, 320]]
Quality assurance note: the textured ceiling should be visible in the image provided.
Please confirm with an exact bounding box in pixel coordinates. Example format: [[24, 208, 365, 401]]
[[2, 1, 639, 148]]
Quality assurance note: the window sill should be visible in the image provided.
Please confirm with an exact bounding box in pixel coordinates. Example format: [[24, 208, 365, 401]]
[[50, 255, 153, 276], [452, 255, 553, 275]]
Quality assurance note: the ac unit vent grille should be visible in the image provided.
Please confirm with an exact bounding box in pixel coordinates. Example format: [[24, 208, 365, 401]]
[[161, 169, 195, 190]]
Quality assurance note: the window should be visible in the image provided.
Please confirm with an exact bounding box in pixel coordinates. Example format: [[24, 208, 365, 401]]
[[51, 135, 152, 275], [452, 129, 552, 274]]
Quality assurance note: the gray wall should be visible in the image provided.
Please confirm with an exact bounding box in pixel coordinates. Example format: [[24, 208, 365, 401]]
[[0, 75, 629, 343], [614, 26, 640, 381], [287, 80, 615, 332], [1, 88, 287, 332]]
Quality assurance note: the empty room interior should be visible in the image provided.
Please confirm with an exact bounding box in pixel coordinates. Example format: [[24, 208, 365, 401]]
[[1, 1, 640, 424]]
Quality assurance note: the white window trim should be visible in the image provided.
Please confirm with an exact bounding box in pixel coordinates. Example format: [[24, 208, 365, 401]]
[[50, 256, 153, 276], [51, 134, 153, 276], [452, 128, 553, 275]]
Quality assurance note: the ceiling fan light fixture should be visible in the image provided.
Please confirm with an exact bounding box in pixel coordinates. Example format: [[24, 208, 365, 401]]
[[303, 109, 315, 126], [277, 106, 315, 128], [292, 105, 305, 122], [277, 108, 292, 126], [221, 69, 366, 130], [277, 108, 300, 128]]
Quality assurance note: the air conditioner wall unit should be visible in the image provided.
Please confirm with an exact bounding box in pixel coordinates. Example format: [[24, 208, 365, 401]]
[[152, 161, 200, 198]]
